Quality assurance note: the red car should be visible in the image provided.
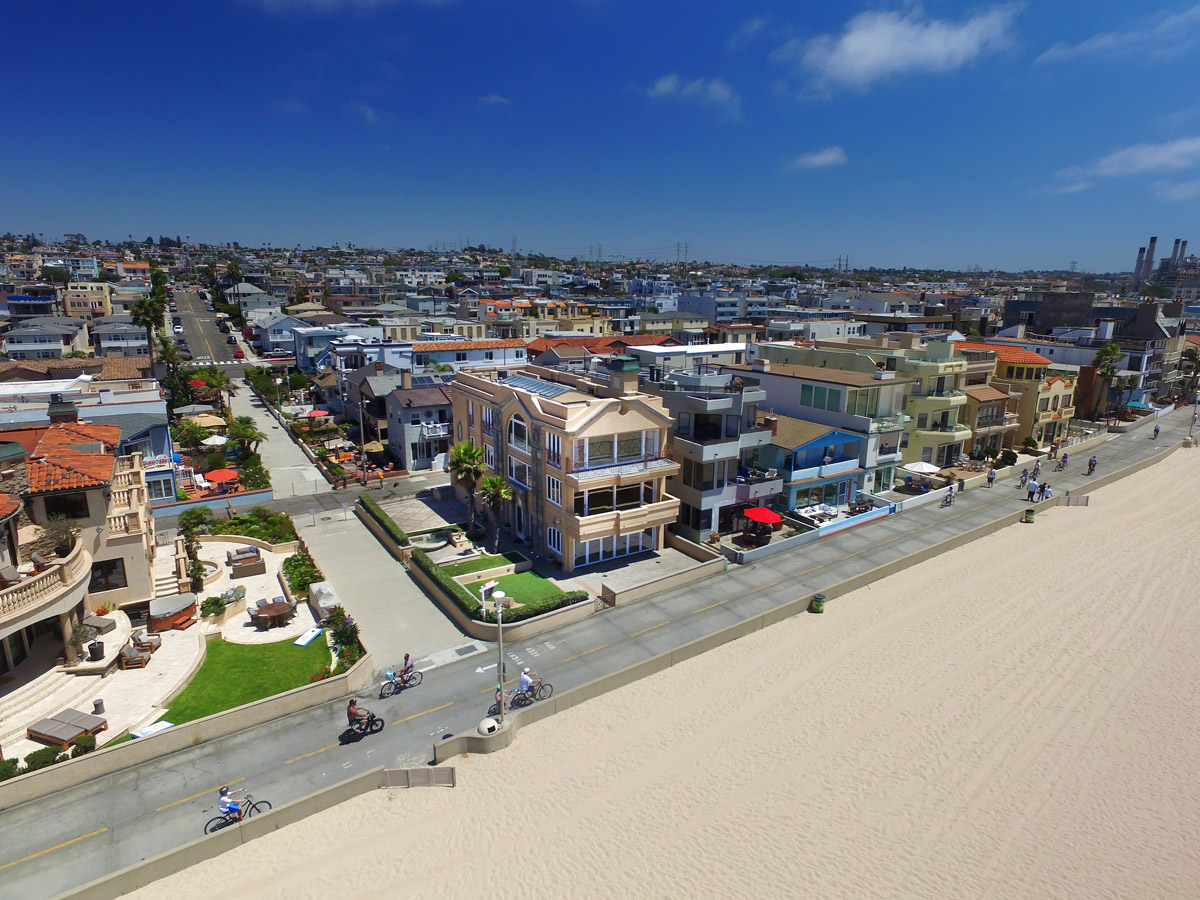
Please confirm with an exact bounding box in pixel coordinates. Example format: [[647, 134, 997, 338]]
[[234, 349, 245, 360]]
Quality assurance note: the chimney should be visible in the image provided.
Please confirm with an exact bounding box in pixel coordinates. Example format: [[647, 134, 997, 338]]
[[47, 393, 78, 424], [1169, 239, 1182, 271], [401, 369, 413, 390], [1180, 240, 1189, 263], [374, 361, 384, 373], [751, 357, 770, 372], [1133, 247, 1146, 285], [763, 415, 778, 436], [603, 355, 640, 397], [1143, 236, 1158, 280]]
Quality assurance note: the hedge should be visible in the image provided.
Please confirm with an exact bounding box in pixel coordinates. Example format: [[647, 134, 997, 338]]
[[0, 758, 19, 781], [24, 747, 66, 772], [359, 495, 409, 546], [283, 549, 322, 596], [409, 549, 589, 624]]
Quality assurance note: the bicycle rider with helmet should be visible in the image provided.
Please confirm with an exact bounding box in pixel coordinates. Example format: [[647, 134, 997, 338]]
[[217, 786, 245, 822], [519, 667, 539, 699]]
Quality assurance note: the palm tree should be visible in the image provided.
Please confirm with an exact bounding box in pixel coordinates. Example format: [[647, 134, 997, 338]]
[[197, 366, 235, 412], [130, 296, 164, 369], [478, 474, 511, 554], [448, 441, 485, 533], [1090, 342, 1122, 420], [227, 416, 266, 458], [1183, 346, 1200, 400]]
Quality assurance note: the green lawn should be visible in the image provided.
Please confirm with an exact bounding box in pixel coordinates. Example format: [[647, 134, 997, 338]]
[[159, 638, 331, 725], [440, 551, 527, 577], [493, 570, 568, 605]]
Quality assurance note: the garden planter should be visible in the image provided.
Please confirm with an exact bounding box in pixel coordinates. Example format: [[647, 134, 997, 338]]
[[88, 640, 105, 661]]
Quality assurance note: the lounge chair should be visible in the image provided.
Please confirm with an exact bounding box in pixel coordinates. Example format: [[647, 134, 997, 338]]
[[118, 643, 150, 670], [26, 710, 107, 749], [256, 598, 269, 608], [227, 547, 260, 565], [132, 631, 162, 653], [193, 474, 211, 490]]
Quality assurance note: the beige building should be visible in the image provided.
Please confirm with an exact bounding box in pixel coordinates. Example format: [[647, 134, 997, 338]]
[[451, 357, 680, 572], [62, 282, 114, 320], [956, 342, 1076, 447]]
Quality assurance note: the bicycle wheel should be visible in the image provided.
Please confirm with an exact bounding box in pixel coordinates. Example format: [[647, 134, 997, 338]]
[[368, 717, 385, 734], [405, 671, 423, 687], [380, 681, 397, 699], [487, 702, 500, 717], [536, 682, 554, 701], [246, 800, 272, 819], [204, 816, 229, 835]]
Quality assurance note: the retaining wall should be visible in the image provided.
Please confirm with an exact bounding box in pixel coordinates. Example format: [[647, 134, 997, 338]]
[[150, 488, 274, 519]]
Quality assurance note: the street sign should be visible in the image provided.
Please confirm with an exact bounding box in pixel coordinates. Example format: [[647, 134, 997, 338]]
[[480, 579, 499, 601]]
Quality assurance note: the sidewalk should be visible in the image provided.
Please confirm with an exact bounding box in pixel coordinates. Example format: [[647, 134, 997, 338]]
[[229, 385, 330, 499]]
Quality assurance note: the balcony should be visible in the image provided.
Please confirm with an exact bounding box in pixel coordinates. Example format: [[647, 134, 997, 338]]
[[564, 496, 681, 541], [420, 422, 450, 438], [567, 455, 679, 487], [914, 423, 971, 439], [0, 542, 92, 632], [870, 413, 910, 432], [734, 475, 784, 501], [789, 457, 860, 482], [907, 390, 967, 410]]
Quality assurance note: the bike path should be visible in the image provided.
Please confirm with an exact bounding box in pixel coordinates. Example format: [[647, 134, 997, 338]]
[[0, 411, 1183, 900]]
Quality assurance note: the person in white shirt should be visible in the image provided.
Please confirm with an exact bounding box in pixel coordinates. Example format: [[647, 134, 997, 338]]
[[519, 667, 537, 696], [218, 786, 245, 821]]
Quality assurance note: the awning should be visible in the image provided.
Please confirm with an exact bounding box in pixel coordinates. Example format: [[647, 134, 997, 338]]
[[205, 468, 239, 483], [743, 506, 782, 524], [304, 409, 331, 418]]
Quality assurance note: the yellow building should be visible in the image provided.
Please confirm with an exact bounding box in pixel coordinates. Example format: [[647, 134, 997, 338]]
[[451, 357, 680, 572], [956, 342, 1076, 447], [62, 282, 114, 320]]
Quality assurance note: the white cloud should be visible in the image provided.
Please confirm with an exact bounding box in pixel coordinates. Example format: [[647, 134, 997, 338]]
[[779, 5, 1018, 91], [1092, 136, 1200, 176], [349, 102, 380, 126], [1050, 180, 1093, 194], [787, 146, 848, 170], [727, 16, 769, 51], [646, 73, 741, 119], [1154, 179, 1200, 201], [479, 94, 511, 105], [1037, 4, 1200, 63]]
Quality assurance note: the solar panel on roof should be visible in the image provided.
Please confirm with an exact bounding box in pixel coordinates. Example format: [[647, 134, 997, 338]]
[[409, 375, 439, 388], [502, 374, 572, 398]]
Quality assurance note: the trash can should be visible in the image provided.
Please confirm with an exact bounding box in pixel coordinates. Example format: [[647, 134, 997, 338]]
[[809, 592, 826, 614], [93, 699, 105, 715], [1022, 509, 1035, 524]]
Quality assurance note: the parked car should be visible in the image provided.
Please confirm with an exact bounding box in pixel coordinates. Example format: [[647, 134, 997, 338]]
[[173, 324, 184, 334], [175, 337, 188, 347], [233, 349, 245, 360], [172, 316, 182, 325], [218, 322, 230, 334]]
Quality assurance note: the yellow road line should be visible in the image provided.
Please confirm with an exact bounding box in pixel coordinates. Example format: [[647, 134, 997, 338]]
[[631, 621, 668, 636], [947, 513, 962, 520], [0, 828, 108, 872], [794, 565, 823, 577], [880, 536, 901, 545], [749, 581, 778, 593], [156, 777, 243, 813], [286, 745, 338, 764], [393, 701, 453, 725], [480, 677, 519, 694], [562, 643, 607, 663], [693, 599, 728, 614], [840, 549, 866, 560]]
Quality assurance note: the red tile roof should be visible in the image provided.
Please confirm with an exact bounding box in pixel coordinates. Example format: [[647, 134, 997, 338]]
[[34, 422, 122, 455], [955, 341, 1052, 366], [526, 334, 679, 355], [0, 494, 20, 522], [26, 449, 115, 494], [411, 339, 528, 352]]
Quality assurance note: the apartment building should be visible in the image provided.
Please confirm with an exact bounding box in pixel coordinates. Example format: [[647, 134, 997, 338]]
[[451, 358, 680, 572], [956, 342, 1076, 447], [62, 282, 114, 320], [384, 373, 453, 471], [3, 320, 89, 360]]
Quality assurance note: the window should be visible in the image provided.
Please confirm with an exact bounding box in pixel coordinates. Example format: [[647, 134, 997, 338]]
[[410, 413, 421, 424], [456, 352, 467, 362], [813, 386, 827, 408], [546, 527, 562, 554], [507, 456, 530, 486], [146, 479, 173, 501], [484, 444, 496, 470], [801, 384, 813, 406], [826, 389, 841, 411], [45, 492, 89, 519], [482, 406, 494, 434], [676, 412, 691, 436], [546, 432, 562, 468], [508, 414, 528, 451], [468, 400, 474, 424], [89, 559, 127, 592], [484, 351, 494, 360], [546, 476, 562, 506], [916, 413, 928, 429]]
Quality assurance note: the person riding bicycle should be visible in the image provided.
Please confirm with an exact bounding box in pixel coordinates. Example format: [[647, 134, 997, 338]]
[[1060, 453, 1068, 468], [218, 786, 245, 821], [399, 653, 414, 682], [519, 667, 538, 697], [1154, 423, 1161, 439], [1088, 455, 1097, 475], [347, 698, 371, 727]]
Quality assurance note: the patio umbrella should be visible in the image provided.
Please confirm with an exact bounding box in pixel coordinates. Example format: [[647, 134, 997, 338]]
[[174, 404, 214, 416], [185, 413, 226, 429], [743, 506, 782, 524], [200, 435, 228, 447], [304, 409, 331, 418], [205, 468, 239, 483], [362, 440, 384, 453], [188, 378, 209, 389], [902, 461, 942, 475]]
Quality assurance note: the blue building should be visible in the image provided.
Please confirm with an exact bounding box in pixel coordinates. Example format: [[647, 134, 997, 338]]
[[755, 416, 866, 511]]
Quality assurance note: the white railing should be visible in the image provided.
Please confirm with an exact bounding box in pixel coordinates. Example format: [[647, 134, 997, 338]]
[[0, 545, 91, 625]]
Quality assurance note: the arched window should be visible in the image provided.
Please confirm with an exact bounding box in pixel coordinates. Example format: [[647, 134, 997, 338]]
[[508, 414, 529, 452]]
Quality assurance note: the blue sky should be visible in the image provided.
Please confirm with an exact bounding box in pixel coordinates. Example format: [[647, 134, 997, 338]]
[[5, 1, 1200, 271]]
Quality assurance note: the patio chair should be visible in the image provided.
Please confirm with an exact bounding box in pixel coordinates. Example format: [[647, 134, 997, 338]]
[[31, 552, 49, 572], [0, 564, 20, 587], [193, 473, 211, 490], [118, 643, 150, 670], [256, 598, 269, 608], [132, 631, 162, 653]]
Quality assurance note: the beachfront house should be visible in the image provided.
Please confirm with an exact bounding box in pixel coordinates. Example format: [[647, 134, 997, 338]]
[[752, 415, 867, 512]]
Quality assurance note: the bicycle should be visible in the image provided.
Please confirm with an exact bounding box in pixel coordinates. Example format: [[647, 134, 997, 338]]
[[204, 793, 271, 834], [379, 667, 423, 698], [487, 681, 553, 717]]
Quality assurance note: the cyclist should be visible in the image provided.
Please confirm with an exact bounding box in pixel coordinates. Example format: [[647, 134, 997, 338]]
[[1087, 455, 1097, 475], [519, 667, 538, 698], [399, 653, 414, 683], [1153, 424, 1161, 439], [218, 786, 245, 822], [347, 698, 371, 728]]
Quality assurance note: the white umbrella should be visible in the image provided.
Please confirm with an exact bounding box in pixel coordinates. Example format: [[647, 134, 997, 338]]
[[902, 461, 941, 475], [200, 435, 228, 447]]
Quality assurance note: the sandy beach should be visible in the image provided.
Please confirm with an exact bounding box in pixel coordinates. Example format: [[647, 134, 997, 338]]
[[130, 448, 1200, 899]]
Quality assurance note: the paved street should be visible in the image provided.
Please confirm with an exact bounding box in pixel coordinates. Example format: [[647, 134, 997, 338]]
[[170, 289, 237, 367], [0, 407, 1186, 900]]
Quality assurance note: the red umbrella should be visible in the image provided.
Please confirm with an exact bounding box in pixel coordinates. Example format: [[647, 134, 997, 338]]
[[205, 469, 239, 483], [304, 409, 331, 418], [189, 379, 208, 389], [743, 506, 781, 524]]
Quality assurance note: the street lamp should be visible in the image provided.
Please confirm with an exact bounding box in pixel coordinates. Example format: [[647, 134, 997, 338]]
[[491, 589, 508, 726]]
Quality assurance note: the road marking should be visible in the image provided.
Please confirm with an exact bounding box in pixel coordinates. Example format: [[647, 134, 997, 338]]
[[156, 778, 244, 812], [880, 536, 901, 545], [286, 745, 338, 764], [948, 513, 962, 520], [0, 828, 109, 872], [840, 549, 865, 560], [794, 565, 823, 577], [631, 621, 668, 636], [562, 643, 607, 662], [393, 701, 453, 725], [750, 581, 778, 593], [693, 600, 728, 614]]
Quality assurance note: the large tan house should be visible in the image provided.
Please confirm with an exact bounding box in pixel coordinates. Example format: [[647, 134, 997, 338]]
[[955, 342, 1076, 447], [451, 357, 680, 572]]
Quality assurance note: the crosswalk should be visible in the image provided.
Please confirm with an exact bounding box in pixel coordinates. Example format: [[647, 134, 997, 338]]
[[184, 357, 245, 367]]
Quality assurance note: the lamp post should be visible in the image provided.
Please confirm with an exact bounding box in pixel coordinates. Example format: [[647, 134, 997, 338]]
[[492, 590, 508, 726]]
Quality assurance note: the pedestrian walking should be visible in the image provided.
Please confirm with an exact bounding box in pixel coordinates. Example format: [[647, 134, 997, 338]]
[[1043, 482, 1053, 499], [1026, 478, 1038, 502], [986, 466, 996, 488], [1036, 481, 1047, 502]]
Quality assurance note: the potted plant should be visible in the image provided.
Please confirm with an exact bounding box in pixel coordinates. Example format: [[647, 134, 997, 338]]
[[708, 531, 720, 544], [71, 622, 101, 662], [39, 514, 81, 558]]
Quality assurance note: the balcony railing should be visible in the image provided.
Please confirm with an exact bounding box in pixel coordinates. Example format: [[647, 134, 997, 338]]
[[107, 508, 147, 536], [0, 543, 91, 627], [420, 422, 450, 438]]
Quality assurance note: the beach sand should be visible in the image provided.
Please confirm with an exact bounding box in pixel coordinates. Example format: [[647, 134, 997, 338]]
[[130, 449, 1200, 899]]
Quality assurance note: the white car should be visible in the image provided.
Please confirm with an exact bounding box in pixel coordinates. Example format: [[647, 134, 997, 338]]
[[173, 324, 184, 334]]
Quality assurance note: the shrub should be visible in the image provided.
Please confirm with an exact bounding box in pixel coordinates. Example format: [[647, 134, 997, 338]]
[[210, 512, 297, 544], [71, 735, 97, 758], [410, 549, 481, 617], [24, 747, 66, 772], [337, 644, 363, 669], [237, 455, 271, 490], [94, 605, 109, 616], [200, 595, 227, 618], [309, 666, 333, 683], [283, 550, 322, 596], [484, 590, 590, 624], [998, 449, 1018, 468], [330, 617, 360, 654], [327, 464, 345, 478], [205, 448, 227, 471], [0, 758, 20, 781], [359, 495, 409, 546], [187, 558, 205, 592], [178, 506, 215, 534], [176, 488, 190, 501]]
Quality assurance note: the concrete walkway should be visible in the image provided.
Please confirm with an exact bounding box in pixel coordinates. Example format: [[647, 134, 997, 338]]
[[229, 385, 330, 499]]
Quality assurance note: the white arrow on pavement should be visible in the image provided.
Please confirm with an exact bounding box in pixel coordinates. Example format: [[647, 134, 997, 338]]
[[476, 663, 498, 673]]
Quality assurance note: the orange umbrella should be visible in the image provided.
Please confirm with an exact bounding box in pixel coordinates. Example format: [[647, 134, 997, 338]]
[[743, 506, 781, 524], [205, 469, 239, 483]]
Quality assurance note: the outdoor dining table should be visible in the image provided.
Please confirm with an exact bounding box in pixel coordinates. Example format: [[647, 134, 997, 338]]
[[257, 602, 293, 628]]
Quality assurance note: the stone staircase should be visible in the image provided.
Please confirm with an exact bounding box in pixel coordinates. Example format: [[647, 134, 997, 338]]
[[154, 571, 180, 598], [0, 668, 109, 754]]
